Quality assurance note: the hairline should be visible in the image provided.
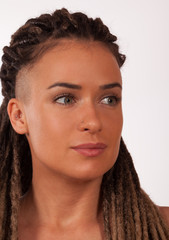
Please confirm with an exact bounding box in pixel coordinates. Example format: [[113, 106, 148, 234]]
[[15, 38, 119, 103]]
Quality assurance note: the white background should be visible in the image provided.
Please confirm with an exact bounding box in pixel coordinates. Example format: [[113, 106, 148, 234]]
[[0, 0, 169, 205]]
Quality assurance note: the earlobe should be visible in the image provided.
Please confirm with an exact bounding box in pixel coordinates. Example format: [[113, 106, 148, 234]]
[[7, 98, 28, 135]]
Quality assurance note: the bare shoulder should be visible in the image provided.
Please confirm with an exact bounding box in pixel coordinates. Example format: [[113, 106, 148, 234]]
[[158, 206, 169, 227]]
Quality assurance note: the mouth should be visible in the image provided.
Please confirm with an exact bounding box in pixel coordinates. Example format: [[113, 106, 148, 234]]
[[71, 143, 107, 157]]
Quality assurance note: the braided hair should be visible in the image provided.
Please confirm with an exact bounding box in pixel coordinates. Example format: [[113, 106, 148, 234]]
[[0, 8, 168, 240]]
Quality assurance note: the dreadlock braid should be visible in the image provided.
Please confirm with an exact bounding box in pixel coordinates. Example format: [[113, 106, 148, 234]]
[[101, 139, 169, 239], [0, 7, 168, 240]]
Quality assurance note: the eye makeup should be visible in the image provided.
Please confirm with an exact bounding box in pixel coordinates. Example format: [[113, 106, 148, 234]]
[[52, 91, 121, 107]]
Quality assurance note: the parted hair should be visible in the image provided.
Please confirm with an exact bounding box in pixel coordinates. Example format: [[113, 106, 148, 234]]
[[0, 8, 169, 240]]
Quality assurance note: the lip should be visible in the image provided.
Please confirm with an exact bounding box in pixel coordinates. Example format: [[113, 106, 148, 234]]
[[71, 143, 107, 157]]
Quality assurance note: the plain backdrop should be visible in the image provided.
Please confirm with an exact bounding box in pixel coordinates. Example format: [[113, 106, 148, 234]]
[[0, 0, 169, 205]]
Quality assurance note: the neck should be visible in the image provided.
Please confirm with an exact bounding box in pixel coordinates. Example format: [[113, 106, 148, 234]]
[[19, 166, 103, 230]]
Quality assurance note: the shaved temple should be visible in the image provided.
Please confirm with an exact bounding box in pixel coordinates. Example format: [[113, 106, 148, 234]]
[[15, 67, 31, 103]]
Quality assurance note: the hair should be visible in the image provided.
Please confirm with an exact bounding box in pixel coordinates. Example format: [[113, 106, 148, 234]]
[[0, 8, 168, 240]]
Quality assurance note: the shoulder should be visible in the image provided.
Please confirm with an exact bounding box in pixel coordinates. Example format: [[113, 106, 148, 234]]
[[158, 206, 169, 227]]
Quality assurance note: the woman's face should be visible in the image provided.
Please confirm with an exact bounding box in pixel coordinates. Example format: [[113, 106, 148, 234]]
[[22, 40, 123, 181]]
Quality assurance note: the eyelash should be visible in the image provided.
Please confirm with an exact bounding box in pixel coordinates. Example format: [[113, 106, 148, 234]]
[[53, 93, 121, 106], [53, 93, 76, 105]]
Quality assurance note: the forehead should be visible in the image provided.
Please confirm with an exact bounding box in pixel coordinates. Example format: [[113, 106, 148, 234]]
[[20, 40, 122, 95]]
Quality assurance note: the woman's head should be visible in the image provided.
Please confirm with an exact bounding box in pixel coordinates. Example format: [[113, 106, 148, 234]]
[[8, 40, 123, 182], [1, 8, 126, 183]]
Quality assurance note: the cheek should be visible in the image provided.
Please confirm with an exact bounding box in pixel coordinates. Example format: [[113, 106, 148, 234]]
[[104, 108, 123, 136], [26, 106, 73, 157], [104, 109, 123, 160], [112, 112, 123, 149]]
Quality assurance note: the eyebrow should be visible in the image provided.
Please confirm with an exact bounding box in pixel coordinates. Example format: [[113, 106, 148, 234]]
[[100, 82, 122, 90], [47, 82, 81, 90], [47, 82, 122, 90]]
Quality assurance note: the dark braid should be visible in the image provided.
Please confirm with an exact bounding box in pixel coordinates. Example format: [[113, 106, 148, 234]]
[[0, 8, 168, 240]]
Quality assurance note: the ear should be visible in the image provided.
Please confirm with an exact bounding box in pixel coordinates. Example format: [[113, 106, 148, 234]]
[[7, 98, 28, 135]]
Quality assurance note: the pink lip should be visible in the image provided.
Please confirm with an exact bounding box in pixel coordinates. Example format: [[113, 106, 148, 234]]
[[71, 143, 107, 157]]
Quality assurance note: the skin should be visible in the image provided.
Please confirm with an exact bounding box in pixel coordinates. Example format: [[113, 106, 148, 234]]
[[7, 40, 169, 239]]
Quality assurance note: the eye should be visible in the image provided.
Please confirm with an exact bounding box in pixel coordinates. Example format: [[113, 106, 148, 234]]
[[100, 95, 121, 106], [54, 94, 75, 105]]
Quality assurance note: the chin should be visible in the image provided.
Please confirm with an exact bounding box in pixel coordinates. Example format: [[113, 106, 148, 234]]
[[66, 162, 115, 182]]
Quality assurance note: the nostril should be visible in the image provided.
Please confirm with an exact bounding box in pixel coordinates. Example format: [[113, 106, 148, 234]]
[[78, 118, 102, 133]]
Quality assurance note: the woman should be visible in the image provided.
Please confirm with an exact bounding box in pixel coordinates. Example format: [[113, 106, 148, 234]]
[[0, 8, 168, 240]]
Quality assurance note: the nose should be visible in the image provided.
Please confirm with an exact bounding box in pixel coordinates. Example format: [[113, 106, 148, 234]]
[[77, 104, 102, 134]]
